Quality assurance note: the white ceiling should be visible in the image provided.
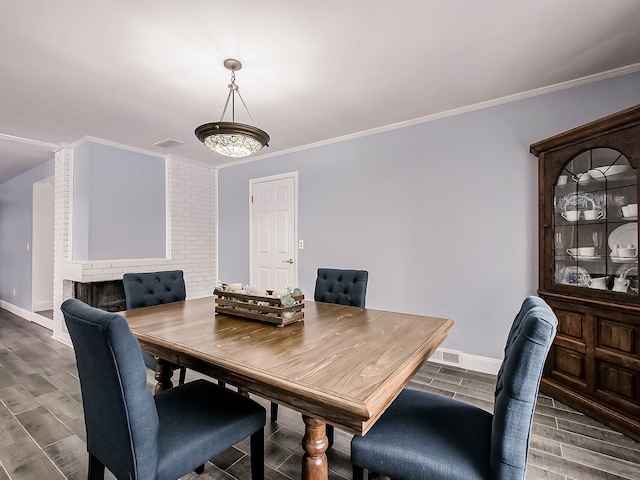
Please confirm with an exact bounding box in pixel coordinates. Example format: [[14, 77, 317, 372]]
[[2, 0, 640, 184]]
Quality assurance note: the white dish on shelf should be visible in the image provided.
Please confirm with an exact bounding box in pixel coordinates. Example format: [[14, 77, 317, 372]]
[[559, 192, 602, 213], [617, 264, 639, 294], [572, 172, 592, 184], [588, 165, 631, 179], [617, 264, 638, 277], [608, 223, 638, 255], [610, 256, 638, 263], [569, 255, 602, 260], [622, 216, 638, 221], [555, 266, 591, 287]]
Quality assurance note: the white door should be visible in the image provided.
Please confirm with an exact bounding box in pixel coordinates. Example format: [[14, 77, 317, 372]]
[[250, 173, 297, 290]]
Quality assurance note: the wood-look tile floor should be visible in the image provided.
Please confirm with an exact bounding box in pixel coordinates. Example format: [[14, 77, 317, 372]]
[[1, 308, 639, 480]]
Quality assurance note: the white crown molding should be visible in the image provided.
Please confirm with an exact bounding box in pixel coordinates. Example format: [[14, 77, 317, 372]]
[[69, 135, 168, 159], [0, 133, 58, 149], [67, 136, 215, 171], [218, 63, 640, 169]]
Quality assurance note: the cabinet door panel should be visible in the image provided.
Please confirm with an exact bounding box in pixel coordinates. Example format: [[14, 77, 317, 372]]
[[552, 346, 587, 385], [596, 361, 636, 400], [597, 318, 637, 356], [556, 309, 584, 340]]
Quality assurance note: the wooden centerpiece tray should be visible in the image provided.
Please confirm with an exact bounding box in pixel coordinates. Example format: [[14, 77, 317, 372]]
[[213, 289, 304, 326]]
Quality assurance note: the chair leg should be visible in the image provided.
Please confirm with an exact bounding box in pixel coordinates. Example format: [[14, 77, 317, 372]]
[[270, 402, 278, 422], [218, 379, 226, 387], [178, 367, 187, 385], [352, 464, 366, 480], [250, 428, 265, 480], [88, 453, 105, 480]]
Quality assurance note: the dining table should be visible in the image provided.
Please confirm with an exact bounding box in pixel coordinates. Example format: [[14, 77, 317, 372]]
[[122, 296, 454, 480]]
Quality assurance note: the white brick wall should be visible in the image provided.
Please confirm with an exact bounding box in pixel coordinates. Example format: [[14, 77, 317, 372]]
[[52, 147, 217, 344]]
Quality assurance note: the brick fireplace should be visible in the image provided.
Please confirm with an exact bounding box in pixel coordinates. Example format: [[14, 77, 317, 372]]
[[51, 143, 218, 346]]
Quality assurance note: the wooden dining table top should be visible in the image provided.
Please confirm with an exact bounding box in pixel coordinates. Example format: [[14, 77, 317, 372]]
[[122, 296, 454, 436]]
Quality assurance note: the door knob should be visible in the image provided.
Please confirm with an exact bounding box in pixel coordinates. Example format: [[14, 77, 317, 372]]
[[282, 258, 294, 264]]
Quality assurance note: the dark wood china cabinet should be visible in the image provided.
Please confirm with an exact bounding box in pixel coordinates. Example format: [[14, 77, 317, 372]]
[[531, 104, 640, 442]]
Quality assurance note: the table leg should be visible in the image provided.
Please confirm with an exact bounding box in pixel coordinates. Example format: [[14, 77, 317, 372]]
[[154, 357, 174, 394], [301, 416, 329, 480]]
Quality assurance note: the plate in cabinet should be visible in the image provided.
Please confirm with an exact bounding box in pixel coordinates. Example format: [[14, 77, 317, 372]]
[[610, 256, 638, 263], [608, 223, 638, 253], [555, 265, 591, 287], [558, 192, 603, 213]]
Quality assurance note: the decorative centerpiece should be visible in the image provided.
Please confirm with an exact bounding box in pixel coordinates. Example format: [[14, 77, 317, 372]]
[[213, 284, 304, 326]]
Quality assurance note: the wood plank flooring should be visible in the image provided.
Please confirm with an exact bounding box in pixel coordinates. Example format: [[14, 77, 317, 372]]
[[1, 307, 639, 479]]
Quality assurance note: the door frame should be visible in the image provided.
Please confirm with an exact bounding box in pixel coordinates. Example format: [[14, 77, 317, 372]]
[[32, 176, 55, 329], [249, 171, 299, 288]]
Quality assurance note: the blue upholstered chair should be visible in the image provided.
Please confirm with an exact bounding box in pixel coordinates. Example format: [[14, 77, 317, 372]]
[[351, 296, 557, 480], [123, 270, 187, 385], [61, 298, 266, 480], [270, 268, 369, 447], [313, 268, 369, 307]]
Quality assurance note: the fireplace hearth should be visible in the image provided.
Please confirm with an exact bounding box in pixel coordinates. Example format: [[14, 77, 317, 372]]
[[74, 280, 126, 312]]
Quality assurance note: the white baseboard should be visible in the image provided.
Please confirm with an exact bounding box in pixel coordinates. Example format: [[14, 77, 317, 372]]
[[1, 300, 32, 320], [51, 333, 72, 348], [0, 300, 54, 330], [428, 347, 501, 375], [462, 353, 502, 375], [32, 300, 53, 311]]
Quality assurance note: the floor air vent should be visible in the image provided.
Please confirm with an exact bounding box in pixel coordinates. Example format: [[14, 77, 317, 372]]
[[429, 348, 463, 367]]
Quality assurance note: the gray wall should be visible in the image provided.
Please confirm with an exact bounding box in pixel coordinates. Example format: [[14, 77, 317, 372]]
[[218, 71, 640, 360], [72, 142, 166, 260], [0, 159, 54, 310]]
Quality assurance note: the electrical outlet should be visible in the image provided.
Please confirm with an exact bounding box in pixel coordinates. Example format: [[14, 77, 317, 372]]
[[298, 240, 304, 249], [13, 288, 16, 296]]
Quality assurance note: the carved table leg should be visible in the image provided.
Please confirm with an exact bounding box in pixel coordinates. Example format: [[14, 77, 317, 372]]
[[154, 357, 174, 394], [301, 415, 329, 480]]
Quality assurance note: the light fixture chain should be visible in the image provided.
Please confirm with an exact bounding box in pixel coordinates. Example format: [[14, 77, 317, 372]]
[[219, 88, 233, 122], [236, 89, 258, 126]]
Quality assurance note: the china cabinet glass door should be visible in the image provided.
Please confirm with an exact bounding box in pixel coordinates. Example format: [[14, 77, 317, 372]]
[[553, 147, 638, 295]]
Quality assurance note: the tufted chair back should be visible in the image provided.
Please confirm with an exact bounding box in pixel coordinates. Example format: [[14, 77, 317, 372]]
[[491, 297, 558, 478], [314, 268, 368, 307], [61, 298, 159, 479], [271, 267, 368, 436], [123, 270, 187, 384], [350, 295, 557, 480], [123, 270, 186, 310]]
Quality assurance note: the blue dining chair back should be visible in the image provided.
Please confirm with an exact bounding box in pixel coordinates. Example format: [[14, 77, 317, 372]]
[[123, 270, 187, 385], [491, 295, 550, 477], [351, 296, 557, 480], [272, 267, 370, 444], [314, 268, 368, 307], [61, 298, 266, 480], [123, 270, 186, 309]]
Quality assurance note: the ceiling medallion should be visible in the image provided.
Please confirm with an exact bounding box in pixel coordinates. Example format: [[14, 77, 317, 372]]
[[195, 59, 270, 158]]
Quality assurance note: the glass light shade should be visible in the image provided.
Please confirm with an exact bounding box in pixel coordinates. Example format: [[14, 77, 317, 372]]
[[204, 133, 262, 157], [195, 122, 269, 158]]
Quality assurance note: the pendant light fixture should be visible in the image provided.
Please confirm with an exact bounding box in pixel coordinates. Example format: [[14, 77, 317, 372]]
[[195, 59, 270, 158]]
